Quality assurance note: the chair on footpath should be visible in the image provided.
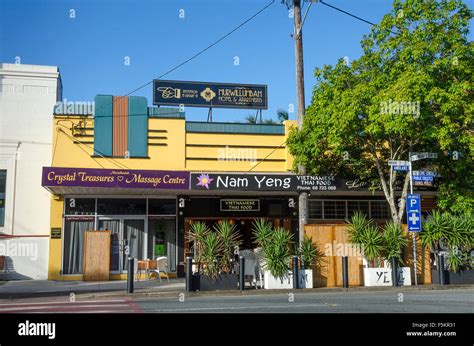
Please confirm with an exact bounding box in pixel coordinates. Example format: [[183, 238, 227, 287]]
[[147, 257, 170, 282], [135, 259, 149, 282], [254, 247, 265, 289], [239, 250, 258, 289]]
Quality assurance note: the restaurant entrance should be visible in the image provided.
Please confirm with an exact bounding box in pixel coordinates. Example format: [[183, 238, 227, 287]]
[[177, 195, 298, 276]]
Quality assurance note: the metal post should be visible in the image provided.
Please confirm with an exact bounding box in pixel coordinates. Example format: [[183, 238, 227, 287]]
[[127, 257, 134, 294], [438, 253, 445, 286], [408, 153, 418, 286], [239, 256, 245, 291], [186, 256, 193, 292], [342, 256, 349, 288], [292, 256, 299, 289], [391, 256, 398, 287]]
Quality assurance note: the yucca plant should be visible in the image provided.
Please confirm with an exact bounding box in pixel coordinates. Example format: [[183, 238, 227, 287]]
[[200, 232, 223, 279], [251, 218, 273, 249], [188, 221, 210, 274], [213, 220, 242, 273], [381, 221, 408, 265], [420, 211, 450, 262], [298, 236, 318, 270], [262, 227, 294, 279], [346, 212, 371, 245], [421, 211, 474, 271], [346, 212, 384, 267], [358, 223, 385, 266]]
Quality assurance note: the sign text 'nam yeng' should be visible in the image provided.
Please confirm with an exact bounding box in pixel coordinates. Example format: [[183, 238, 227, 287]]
[[153, 80, 267, 109], [42, 167, 189, 190]]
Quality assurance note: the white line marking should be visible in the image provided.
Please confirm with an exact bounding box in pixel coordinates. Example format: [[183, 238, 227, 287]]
[[0, 300, 126, 307], [0, 304, 129, 312]]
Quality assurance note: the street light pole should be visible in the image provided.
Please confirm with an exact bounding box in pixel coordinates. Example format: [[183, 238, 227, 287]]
[[293, 0, 308, 244]]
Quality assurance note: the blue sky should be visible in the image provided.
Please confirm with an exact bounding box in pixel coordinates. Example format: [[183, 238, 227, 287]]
[[0, 0, 471, 122]]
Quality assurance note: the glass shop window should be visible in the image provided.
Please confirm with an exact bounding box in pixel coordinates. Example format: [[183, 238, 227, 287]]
[[64, 198, 96, 215], [97, 198, 146, 215], [148, 199, 176, 215]]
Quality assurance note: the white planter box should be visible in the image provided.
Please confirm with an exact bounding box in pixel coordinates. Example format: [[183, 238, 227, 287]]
[[263, 270, 314, 289], [264, 271, 293, 289], [363, 267, 411, 286], [298, 269, 313, 289]]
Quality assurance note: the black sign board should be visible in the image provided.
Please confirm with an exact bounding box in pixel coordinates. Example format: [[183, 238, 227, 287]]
[[51, 228, 61, 239], [153, 80, 268, 109], [220, 199, 260, 211], [191, 173, 368, 192]]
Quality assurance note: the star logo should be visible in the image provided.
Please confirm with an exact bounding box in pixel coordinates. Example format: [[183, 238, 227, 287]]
[[200, 87, 216, 102], [196, 173, 213, 189]]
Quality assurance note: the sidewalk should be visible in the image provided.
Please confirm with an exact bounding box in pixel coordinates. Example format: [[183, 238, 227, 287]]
[[0, 278, 185, 300]]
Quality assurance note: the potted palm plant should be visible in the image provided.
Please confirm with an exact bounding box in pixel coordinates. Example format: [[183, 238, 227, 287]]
[[255, 224, 294, 289], [347, 212, 411, 286], [422, 212, 474, 284], [297, 236, 318, 288], [189, 220, 241, 291]]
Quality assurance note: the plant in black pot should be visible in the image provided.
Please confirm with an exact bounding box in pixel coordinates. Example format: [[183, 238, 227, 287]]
[[191, 220, 241, 291], [297, 236, 318, 288]]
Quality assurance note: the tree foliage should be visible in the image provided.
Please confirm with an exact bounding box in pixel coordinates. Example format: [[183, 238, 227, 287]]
[[287, 0, 473, 222]]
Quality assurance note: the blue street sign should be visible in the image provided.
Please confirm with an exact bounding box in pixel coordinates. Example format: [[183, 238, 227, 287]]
[[406, 194, 421, 232], [413, 175, 434, 182], [393, 165, 410, 171], [412, 170, 438, 177]]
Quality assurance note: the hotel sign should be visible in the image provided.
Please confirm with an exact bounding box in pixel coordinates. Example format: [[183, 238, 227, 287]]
[[220, 199, 260, 212], [42, 167, 189, 190], [153, 80, 268, 109]]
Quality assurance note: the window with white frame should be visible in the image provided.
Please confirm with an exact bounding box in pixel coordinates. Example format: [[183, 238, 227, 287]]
[[309, 199, 390, 220]]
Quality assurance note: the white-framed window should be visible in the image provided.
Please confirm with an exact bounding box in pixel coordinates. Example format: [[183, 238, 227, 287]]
[[309, 199, 390, 220]]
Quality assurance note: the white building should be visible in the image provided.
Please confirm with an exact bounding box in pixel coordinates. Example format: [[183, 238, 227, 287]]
[[0, 63, 62, 280]]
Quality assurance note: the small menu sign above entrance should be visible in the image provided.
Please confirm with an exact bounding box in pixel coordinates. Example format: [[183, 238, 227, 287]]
[[220, 199, 260, 212]]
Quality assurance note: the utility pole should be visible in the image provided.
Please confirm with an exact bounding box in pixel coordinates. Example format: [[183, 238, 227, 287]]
[[293, 0, 308, 244]]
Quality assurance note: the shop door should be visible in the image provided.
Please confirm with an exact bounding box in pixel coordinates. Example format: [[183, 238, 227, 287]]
[[98, 217, 146, 273]]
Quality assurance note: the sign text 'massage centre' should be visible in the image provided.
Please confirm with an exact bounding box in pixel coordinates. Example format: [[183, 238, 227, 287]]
[[153, 80, 268, 109]]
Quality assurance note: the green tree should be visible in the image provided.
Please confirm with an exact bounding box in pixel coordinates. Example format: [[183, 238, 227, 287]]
[[277, 108, 289, 123], [287, 0, 473, 224]]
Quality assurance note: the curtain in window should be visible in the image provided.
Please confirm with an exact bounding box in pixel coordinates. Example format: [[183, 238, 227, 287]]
[[99, 220, 120, 272], [123, 220, 145, 270], [63, 220, 94, 274]]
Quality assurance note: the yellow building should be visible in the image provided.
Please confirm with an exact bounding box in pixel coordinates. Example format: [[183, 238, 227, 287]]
[[43, 94, 435, 282]]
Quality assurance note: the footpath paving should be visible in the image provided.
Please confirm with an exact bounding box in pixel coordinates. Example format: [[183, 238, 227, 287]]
[[1, 278, 472, 301], [0, 298, 144, 313], [0, 278, 185, 300]]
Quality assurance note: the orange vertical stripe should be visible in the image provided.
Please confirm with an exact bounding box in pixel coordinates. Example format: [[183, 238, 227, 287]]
[[113, 96, 128, 156]]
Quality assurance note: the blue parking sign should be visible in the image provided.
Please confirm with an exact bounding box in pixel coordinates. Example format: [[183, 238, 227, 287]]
[[406, 194, 421, 232]]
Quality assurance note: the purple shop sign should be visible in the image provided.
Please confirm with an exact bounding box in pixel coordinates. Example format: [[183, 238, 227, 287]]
[[42, 167, 190, 190]]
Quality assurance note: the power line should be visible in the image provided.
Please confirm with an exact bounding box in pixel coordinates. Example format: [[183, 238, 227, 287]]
[[92, 0, 276, 117], [319, 0, 376, 27], [320, 0, 399, 35], [247, 139, 287, 172]]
